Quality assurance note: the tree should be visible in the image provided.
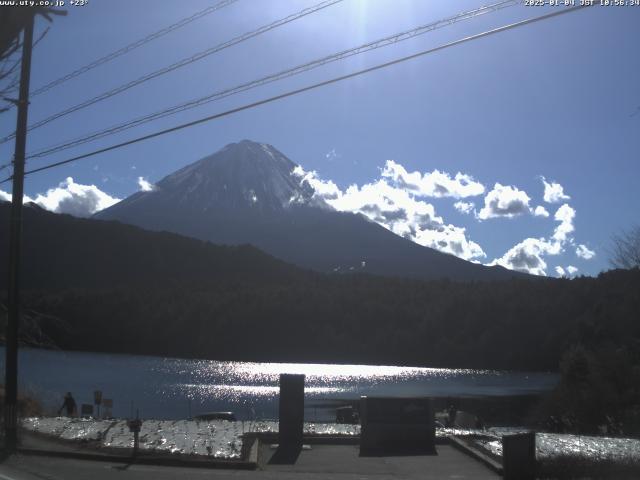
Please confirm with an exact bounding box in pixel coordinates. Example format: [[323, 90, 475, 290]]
[[610, 225, 640, 270]]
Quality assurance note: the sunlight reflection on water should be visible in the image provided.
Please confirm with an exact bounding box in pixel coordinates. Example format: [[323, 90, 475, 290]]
[[153, 360, 492, 404], [176, 383, 351, 400], [154, 359, 480, 383], [8, 348, 557, 420]]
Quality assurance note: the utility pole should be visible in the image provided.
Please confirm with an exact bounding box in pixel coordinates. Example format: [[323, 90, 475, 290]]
[[5, 12, 35, 453]]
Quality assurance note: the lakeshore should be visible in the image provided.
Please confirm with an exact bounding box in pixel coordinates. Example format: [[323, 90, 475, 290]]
[[3, 347, 557, 421], [17, 416, 640, 478]]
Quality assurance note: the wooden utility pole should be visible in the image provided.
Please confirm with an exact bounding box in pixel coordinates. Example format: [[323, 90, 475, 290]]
[[5, 12, 35, 453]]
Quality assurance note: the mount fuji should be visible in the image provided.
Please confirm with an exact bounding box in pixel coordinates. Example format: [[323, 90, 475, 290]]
[[95, 140, 523, 281]]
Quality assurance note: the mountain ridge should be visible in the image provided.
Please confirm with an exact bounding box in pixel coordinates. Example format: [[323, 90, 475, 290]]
[[95, 140, 527, 281], [3, 200, 640, 372]]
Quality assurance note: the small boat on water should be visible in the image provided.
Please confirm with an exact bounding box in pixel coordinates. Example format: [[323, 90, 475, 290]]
[[194, 412, 236, 421]]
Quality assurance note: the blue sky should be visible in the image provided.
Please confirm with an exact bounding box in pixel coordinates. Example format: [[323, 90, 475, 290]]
[[1, 0, 638, 277]]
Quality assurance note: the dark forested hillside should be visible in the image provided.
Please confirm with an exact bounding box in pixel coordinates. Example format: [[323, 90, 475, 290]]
[[0, 202, 305, 290], [1, 202, 639, 371]]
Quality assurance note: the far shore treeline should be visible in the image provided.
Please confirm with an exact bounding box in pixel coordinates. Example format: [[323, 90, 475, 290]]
[[1, 202, 639, 376]]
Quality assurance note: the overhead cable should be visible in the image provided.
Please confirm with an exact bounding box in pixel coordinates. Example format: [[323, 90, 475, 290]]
[[30, 0, 240, 97], [25, 0, 521, 159], [0, 4, 592, 185], [0, 0, 343, 144]]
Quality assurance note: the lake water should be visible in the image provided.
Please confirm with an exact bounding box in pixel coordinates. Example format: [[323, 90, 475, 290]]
[[1, 347, 558, 421]]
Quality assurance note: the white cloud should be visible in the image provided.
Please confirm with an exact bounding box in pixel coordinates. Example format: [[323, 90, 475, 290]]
[[380, 160, 484, 199], [542, 177, 570, 203], [555, 265, 578, 277], [1, 177, 120, 217], [138, 176, 155, 192], [325, 148, 341, 161], [454, 201, 475, 215], [477, 183, 531, 220], [295, 163, 591, 275], [552, 204, 575, 244], [533, 205, 549, 217], [294, 165, 485, 261], [492, 238, 550, 276], [490, 203, 578, 276], [576, 244, 595, 260], [0, 190, 36, 203], [293, 165, 341, 200]]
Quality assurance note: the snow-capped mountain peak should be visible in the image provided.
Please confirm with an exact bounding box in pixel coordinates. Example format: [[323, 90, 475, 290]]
[[153, 140, 326, 212], [96, 140, 524, 281]]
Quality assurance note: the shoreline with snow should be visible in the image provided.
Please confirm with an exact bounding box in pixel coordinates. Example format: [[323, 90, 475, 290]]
[[21, 417, 359, 459], [21, 416, 640, 471]]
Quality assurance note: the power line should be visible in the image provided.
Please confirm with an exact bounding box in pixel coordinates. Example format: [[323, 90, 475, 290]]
[[29, 0, 240, 97], [0, 4, 592, 186], [0, 0, 343, 144], [0, 27, 50, 115], [24, 0, 521, 160]]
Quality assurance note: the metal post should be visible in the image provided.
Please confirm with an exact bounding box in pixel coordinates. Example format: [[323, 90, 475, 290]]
[[130, 409, 141, 458], [133, 431, 139, 457], [5, 12, 35, 453]]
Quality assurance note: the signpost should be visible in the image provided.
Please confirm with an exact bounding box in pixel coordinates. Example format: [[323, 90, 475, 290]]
[[127, 411, 142, 458], [103, 398, 113, 419], [94, 390, 103, 418]]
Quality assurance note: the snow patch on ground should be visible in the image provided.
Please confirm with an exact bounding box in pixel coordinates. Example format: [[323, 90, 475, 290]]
[[472, 428, 640, 463], [21, 417, 359, 459], [25, 417, 639, 465]]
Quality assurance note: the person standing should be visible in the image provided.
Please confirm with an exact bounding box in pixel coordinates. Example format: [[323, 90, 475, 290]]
[[58, 392, 76, 416]]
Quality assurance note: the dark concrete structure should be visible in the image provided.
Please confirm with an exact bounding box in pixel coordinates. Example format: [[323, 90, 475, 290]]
[[502, 431, 536, 480], [278, 373, 305, 447], [360, 396, 436, 456], [271, 373, 305, 464]]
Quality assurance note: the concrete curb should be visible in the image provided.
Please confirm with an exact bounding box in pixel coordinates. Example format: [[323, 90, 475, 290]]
[[449, 435, 503, 475], [253, 432, 361, 445], [16, 447, 257, 470]]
